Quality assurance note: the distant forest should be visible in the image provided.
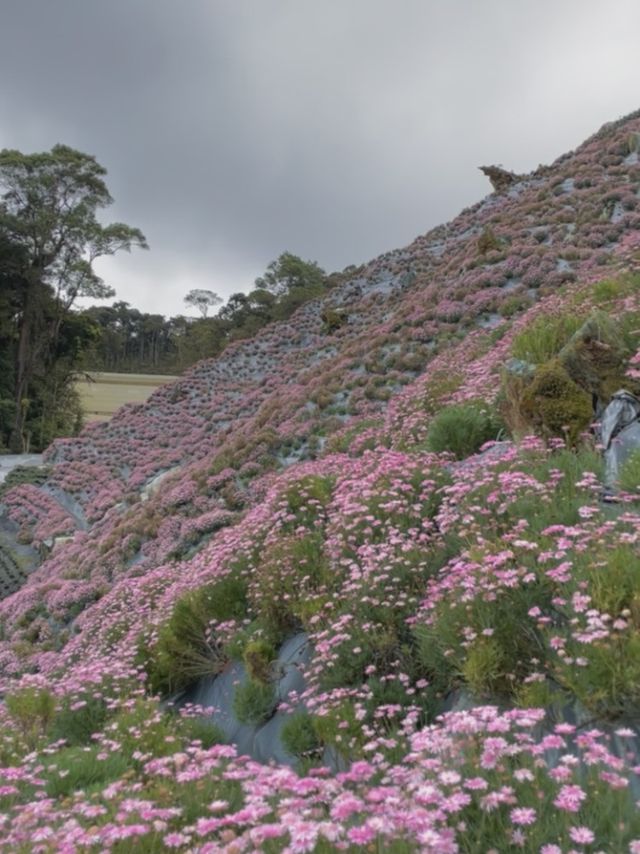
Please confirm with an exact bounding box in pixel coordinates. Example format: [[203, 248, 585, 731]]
[[0, 143, 356, 452], [82, 251, 355, 374]]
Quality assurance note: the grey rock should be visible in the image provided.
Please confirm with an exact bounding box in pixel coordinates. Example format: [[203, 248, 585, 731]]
[[505, 358, 536, 378], [600, 390, 640, 446], [599, 390, 640, 486], [175, 632, 313, 767]]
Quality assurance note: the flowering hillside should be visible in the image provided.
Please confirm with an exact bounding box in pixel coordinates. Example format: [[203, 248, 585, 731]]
[[1, 111, 640, 851]]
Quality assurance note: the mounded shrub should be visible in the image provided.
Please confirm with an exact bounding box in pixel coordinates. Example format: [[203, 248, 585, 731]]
[[518, 359, 593, 444], [281, 711, 322, 759], [233, 679, 276, 725], [5, 686, 56, 750], [141, 574, 249, 695], [50, 694, 110, 746], [425, 401, 503, 460], [558, 313, 633, 402], [242, 638, 276, 683]]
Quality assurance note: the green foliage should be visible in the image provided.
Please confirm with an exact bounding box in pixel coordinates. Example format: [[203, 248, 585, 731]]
[[254, 251, 326, 295], [498, 293, 531, 318], [176, 716, 225, 749], [425, 401, 504, 459], [414, 575, 551, 702], [553, 627, 640, 718], [282, 474, 334, 525], [511, 313, 585, 364], [232, 679, 276, 725], [461, 637, 506, 697], [321, 307, 348, 333], [311, 700, 367, 762], [584, 544, 640, 619], [0, 145, 147, 450], [249, 532, 333, 641], [507, 446, 603, 533], [421, 371, 464, 414], [5, 686, 56, 749], [514, 678, 560, 710], [0, 464, 50, 499], [476, 225, 502, 255], [558, 312, 634, 403], [619, 449, 640, 494], [243, 639, 276, 683], [50, 695, 110, 747], [518, 359, 593, 444], [281, 711, 322, 759], [43, 745, 130, 799], [184, 288, 223, 318], [141, 574, 248, 695]]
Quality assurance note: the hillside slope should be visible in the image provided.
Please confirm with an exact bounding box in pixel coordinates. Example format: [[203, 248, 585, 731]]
[[1, 111, 640, 851]]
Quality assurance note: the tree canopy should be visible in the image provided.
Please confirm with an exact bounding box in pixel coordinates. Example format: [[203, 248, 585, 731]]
[[254, 251, 326, 295], [0, 145, 147, 451], [183, 288, 223, 318]]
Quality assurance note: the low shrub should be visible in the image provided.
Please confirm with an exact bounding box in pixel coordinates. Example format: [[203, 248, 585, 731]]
[[44, 745, 130, 798], [5, 685, 56, 750], [242, 638, 276, 683], [320, 307, 348, 332], [426, 401, 504, 459], [249, 532, 333, 642], [142, 574, 248, 695], [281, 711, 322, 759], [281, 475, 334, 530], [511, 312, 584, 364], [558, 313, 632, 402], [50, 694, 110, 746], [518, 359, 593, 444], [175, 716, 225, 749], [233, 679, 276, 725], [476, 225, 502, 255]]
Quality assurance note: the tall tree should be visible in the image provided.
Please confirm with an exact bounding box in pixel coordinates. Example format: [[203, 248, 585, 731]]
[[184, 288, 223, 318], [254, 251, 325, 295], [0, 144, 147, 450]]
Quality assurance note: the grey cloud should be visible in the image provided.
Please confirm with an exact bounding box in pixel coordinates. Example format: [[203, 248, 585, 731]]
[[1, 0, 639, 316]]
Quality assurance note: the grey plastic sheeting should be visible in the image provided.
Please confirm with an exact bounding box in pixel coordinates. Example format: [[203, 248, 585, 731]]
[[599, 390, 640, 486], [177, 632, 312, 767]]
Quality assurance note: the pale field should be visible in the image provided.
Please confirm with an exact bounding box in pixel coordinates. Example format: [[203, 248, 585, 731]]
[[75, 373, 178, 422]]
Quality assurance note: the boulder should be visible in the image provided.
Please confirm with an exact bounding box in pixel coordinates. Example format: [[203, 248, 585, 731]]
[[479, 165, 521, 192], [598, 390, 640, 486]]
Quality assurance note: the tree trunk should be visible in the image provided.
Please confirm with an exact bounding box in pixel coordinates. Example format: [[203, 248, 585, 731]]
[[10, 293, 34, 452]]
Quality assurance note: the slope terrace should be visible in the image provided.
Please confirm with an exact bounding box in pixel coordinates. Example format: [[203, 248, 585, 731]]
[[0, 110, 640, 851]]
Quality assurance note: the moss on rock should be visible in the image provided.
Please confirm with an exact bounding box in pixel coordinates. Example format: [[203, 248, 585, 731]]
[[518, 359, 593, 444], [557, 313, 636, 404]]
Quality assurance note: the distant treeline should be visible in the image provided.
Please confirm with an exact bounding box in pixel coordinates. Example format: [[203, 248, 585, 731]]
[[82, 253, 359, 375], [0, 142, 359, 453]]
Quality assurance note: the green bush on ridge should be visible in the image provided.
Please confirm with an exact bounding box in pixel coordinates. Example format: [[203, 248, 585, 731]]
[[425, 400, 504, 459]]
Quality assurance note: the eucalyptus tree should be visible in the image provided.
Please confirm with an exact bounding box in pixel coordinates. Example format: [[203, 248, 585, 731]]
[[184, 288, 223, 318]]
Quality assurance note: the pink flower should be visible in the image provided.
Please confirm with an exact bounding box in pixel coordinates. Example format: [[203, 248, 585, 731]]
[[164, 833, 190, 848], [347, 826, 376, 845], [569, 826, 595, 845], [510, 807, 537, 826], [554, 784, 586, 812]]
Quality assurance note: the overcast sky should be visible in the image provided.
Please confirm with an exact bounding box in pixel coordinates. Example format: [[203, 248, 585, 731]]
[[0, 1, 639, 318]]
